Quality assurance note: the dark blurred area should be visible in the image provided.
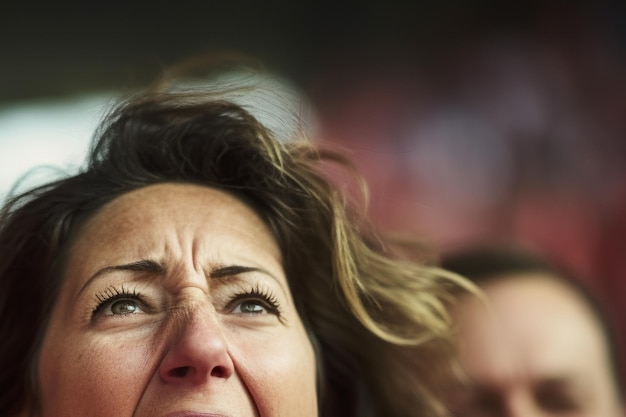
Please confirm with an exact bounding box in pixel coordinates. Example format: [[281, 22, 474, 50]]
[[3, 1, 623, 102], [3, 0, 626, 384]]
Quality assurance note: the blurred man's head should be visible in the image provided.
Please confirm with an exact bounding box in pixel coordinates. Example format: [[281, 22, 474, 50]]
[[443, 246, 624, 417]]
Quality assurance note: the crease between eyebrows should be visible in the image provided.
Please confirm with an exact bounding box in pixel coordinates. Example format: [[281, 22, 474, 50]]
[[77, 259, 285, 299]]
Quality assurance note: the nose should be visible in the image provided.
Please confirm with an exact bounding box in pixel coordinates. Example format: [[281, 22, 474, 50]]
[[158, 303, 234, 385]]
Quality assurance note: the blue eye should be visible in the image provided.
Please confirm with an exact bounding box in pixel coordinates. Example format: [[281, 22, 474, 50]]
[[108, 298, 143, 315], [233, 300, 268, 314], [93, 286, 147, 317], [229, 286, 282, 317]]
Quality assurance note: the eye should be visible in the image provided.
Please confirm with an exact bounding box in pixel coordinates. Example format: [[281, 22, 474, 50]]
[[92, 286, 147, 317], [533, 379, 584, 413], [536, 389, 580, 412], [108, 298, 143, 315], [227, 285, 282, 317], [233, 300, 269, 314]]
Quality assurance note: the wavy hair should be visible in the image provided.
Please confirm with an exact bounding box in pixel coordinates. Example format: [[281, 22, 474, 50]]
[[0, 69, 470, 417]]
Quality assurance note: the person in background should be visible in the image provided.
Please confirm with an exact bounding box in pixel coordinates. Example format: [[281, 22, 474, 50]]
[[441, 245, 624, 417]]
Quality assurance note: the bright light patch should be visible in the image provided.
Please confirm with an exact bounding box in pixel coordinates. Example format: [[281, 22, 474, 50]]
[[0, 94, 115, 201]]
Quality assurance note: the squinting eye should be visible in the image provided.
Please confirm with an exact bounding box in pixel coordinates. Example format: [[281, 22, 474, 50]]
[[232, 300, 268, 314], [227, 286, 282, 317], [93, 287, 148, 318], [109, 299, 143, 315]]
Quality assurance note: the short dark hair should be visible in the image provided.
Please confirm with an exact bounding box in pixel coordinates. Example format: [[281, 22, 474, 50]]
[[441, 244, 625, 403]]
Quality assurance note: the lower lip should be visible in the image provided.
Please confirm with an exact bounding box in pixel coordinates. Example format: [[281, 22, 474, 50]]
[[161, 413, 229, 417]]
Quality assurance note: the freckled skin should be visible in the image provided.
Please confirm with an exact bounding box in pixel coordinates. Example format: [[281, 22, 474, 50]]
[[449, 274, 624, 417], [36, 183, 318, 417]]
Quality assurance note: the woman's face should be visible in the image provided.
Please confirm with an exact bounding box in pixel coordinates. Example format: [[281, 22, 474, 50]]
[[36, 183, 318, 417]]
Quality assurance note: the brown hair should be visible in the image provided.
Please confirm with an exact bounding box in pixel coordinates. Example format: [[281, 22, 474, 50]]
[[0, 70, 468, 417]]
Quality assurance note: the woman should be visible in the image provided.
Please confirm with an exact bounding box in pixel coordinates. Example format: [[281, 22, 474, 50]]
[[0, 69, 467, 417]]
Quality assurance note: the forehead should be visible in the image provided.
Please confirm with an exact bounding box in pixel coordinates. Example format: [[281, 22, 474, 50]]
[[85, 182, 265, 229], [455, 273, 612, 386], [482, 275, 600, 348], [91, 183, 257, 223], [69, 183, 282, 267]]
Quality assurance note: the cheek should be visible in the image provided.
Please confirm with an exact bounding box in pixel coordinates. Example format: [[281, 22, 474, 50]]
[[237, 326, 318, 416], [38, 333, 155, 416]]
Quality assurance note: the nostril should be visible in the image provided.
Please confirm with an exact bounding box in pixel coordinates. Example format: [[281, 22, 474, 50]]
[[169, 366, 190, 378], [165, 364, 230, 380], [210, 366, 227, 378]]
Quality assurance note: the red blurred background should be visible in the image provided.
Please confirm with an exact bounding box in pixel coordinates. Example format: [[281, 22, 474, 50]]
[[3, 0, 626, 386], [306, 2, 626, 381]]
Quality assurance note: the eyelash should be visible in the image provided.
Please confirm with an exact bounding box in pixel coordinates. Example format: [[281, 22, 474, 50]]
[[92, 285, 144, 317], [228, 284, 282, 317], [91, 284, 282, 318]]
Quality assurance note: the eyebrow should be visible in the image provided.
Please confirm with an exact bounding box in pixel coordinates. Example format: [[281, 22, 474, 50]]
[[77, 259, 285, 297], [210, 264, 269, 279], [210, 264, 288, 295], [76, 259, 166, 298]]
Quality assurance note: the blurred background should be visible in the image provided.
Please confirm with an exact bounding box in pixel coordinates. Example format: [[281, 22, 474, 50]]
[[2, 0, 625, 377]]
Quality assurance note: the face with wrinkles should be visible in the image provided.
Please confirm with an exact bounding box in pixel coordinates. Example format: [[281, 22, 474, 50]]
[[35, 183, 317, 417]]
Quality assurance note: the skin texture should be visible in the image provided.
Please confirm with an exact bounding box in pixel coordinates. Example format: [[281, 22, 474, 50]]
[[36, 183, 318, 417], [449, 273, 624, 417]]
